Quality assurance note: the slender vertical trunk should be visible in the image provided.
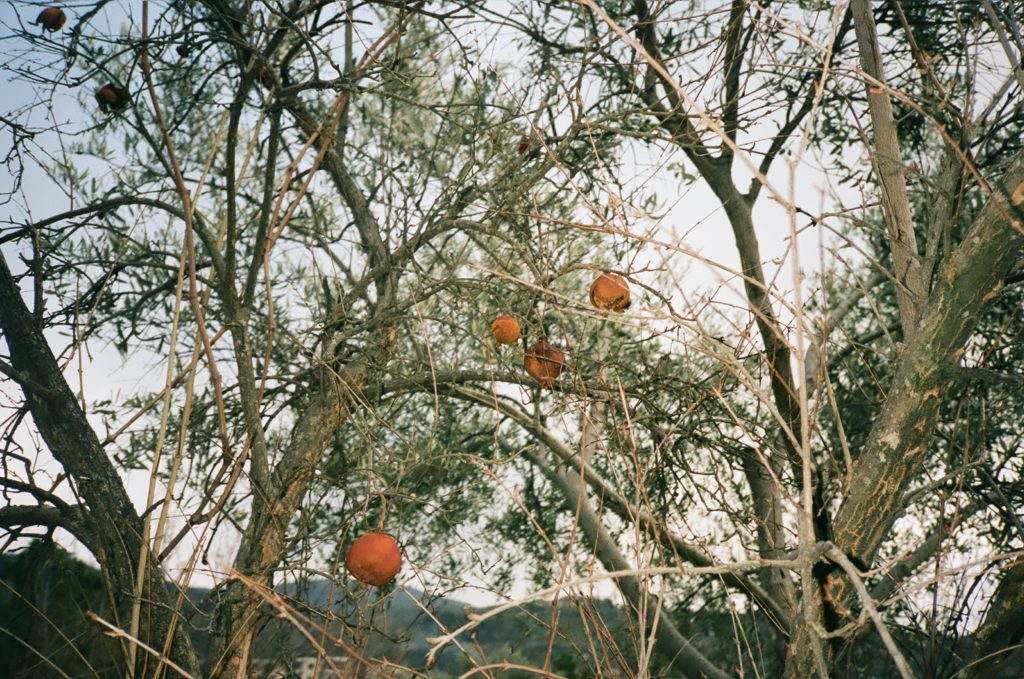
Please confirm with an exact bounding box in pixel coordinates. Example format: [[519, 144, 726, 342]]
[[205, 379, 350, 677]]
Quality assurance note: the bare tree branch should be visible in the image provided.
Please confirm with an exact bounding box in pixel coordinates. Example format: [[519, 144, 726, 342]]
[[850, 0, 925, 334], [525, 447, 732, 679]]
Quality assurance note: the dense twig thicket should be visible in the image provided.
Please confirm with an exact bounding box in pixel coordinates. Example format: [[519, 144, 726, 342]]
[[2, 1, 1023, 677]]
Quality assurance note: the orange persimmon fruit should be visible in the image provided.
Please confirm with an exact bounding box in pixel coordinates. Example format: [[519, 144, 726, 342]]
[[589, 273, 630, 312], [345, 532, 402, 587], [490, 315, 520, 345], [524, 341, 566, 388]]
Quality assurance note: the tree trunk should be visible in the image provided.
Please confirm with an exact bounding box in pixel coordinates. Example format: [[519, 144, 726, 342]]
[[0, 254, 201, 677], [784, 152, 1024, 677], [204, 370, 352, 677]]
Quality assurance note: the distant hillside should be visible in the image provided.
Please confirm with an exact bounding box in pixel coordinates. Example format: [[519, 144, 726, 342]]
[[0, 542, 627, 678], [10, 542, 1014, 678]]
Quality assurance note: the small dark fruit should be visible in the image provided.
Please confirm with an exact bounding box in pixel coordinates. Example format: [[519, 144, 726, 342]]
[[35, 7, 67, 32], [517, 135, 531, 156], [95, 83, 129, 112]]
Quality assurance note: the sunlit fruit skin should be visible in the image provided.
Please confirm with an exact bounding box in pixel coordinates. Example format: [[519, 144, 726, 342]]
[[524, 341, 566, 388], [490, 315, 520, 345], [589, 273, 630, 312], [345, 533, 402, 587], [95, 84, 128, 112], [35, 7, 66, 31]]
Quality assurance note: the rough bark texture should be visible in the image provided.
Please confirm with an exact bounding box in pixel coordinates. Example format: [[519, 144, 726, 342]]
[[204, 374, 352, 677], [0, 254, 200, 676], [782, 5, 1024, 674], [833, 154, 1024, 565]]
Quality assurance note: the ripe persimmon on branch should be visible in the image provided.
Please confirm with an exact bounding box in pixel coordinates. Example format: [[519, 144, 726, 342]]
[[2, 2, 1023, 678]]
